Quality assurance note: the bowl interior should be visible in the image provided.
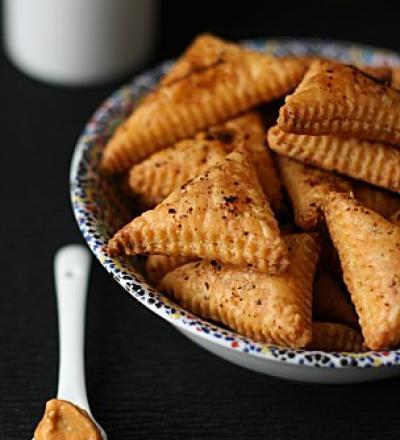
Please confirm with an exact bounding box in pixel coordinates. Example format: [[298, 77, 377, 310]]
[[71, 38, 400, 369]]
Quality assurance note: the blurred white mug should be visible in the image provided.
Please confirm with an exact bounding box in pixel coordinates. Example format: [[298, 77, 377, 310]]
[[3, 0, 156, 86]]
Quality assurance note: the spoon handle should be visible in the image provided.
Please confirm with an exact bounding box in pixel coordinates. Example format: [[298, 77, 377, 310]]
[[54, 244, 92, 413]]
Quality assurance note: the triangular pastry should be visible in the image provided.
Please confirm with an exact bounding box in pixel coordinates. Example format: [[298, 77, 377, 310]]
[[308, 322, 364, 352], [145, 255, 197, 286], [159, 233, 320, 348], [325, 192, 400, 350], [313, 270, 358, 328], [277, 156, 351, 230], [353, 181, 400, 218], [128, 138, 227, 207], [108, 150, 288, 274], [278, 60, 400, 146], [101, 34, 306, 173], [268, 125, 400, 193]]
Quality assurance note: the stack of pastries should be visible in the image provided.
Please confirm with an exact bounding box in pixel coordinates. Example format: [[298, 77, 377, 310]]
[[102, 34, 400, 352]]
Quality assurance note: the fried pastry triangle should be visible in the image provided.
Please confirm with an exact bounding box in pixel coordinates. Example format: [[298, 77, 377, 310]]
[[159, 233, 320, 348], [108, 150, 288, 273], [278, 60, 400, 146], [277, 156, 351, 230], [308, 322, 364, 352], [313, 271, 358, 328], [128, 138, 227, 207], [145, 255, 197, 286], [268, 125, 400, 193], [101, 35, 306, 173], [353, 181, 400, 218], [325, 193, 400, 350]]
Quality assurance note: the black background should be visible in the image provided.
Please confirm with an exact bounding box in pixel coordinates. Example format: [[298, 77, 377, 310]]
[[2, 1, 400, 439]]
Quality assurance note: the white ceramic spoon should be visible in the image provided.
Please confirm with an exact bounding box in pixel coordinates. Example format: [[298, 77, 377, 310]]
[[34, 244, 107, 439]]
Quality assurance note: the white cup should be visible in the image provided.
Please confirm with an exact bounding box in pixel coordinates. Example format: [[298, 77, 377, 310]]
[[3, 0, 156, 86]]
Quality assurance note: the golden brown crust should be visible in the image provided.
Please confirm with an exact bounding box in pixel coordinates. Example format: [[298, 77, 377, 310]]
[[297, 56, 393, 82], [159, 233, 320, 348], [197, 111, 266, 145], [145, 255, 197, 285], [268, 125, 400, 193], [278, 60, 400, 146], [128, 139, 227, 207], [108, 150, 288, 274], [127, 111, 284, 210], [277, 156, 351, 230], [313, 271, 359, 328], [160, 34, 234, 87], [308, 322, 364, 352], [352, 181, 400, 218], [197, 112, 284, 213], [241, 139, 283, 214], [101, 35, 307, 173], [325, 192, 400, 350]]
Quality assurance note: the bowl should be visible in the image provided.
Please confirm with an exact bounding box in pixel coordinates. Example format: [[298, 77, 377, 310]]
[[70, 38, 400, 384]]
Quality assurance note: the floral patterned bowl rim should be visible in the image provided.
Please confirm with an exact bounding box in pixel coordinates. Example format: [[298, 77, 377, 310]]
[[70, 38, 400, 370]]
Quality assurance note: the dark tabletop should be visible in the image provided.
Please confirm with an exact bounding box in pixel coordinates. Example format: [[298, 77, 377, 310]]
[[2, 1, 400, 439]]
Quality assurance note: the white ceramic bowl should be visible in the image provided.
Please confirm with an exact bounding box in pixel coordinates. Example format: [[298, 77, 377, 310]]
[[70, 38, 400, 383]]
